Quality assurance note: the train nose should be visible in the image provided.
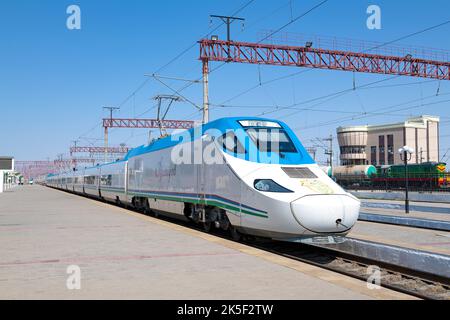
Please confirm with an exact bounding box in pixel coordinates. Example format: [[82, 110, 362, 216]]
[[290, 195, 360, 233]]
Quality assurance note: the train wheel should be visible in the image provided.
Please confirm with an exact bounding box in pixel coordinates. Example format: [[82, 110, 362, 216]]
[[203, 221, 212, 232], [230, 226, 241, 242]]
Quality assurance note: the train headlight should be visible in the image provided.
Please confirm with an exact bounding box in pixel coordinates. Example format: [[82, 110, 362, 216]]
[[254, 179, 293, 193]]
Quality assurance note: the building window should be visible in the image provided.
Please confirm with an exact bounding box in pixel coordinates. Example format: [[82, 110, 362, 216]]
[[378, 135, 385, 165], [339, 146, 366, 154], [387, 134, 394, 165], [370, 146, 377, 165]]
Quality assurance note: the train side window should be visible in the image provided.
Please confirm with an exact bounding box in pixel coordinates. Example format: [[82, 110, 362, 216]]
[[100, 175, 112, 186], [218, 132, 246, 154], [84, 176, 96, 185]]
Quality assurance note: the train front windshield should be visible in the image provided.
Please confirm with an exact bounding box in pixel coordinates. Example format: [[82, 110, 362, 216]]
[[245, 128, 297, 153]]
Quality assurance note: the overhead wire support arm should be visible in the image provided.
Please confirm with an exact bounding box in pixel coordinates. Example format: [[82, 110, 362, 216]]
[[149, 74, 202, 110], [153, 94, 185, 136], [150, 74, 201, 83], [209, 15, 245, 43]]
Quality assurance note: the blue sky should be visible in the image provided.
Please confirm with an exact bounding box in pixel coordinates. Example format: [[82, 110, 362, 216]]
[[1, 0, 450, 164]]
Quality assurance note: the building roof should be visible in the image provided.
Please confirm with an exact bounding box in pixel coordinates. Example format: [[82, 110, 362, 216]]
[[337, 115, 440, 133]]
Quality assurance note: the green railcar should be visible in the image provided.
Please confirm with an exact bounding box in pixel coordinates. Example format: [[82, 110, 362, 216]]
[[372, 162, 449, 188]]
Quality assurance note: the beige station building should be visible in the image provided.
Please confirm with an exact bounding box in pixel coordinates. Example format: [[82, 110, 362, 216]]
[[336, 115, 440, 166]]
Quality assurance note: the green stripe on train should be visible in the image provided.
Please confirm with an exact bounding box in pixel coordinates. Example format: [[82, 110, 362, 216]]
[[128, 191, 268, 219]]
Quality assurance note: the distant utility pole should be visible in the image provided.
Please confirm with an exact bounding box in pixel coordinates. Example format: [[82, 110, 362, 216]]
[[419, 147, 425, 164], [202, 60, 209, 124], [203, 15, 245, 124], [323, 135, 334, 170], [71, 140, 79, 169], [71, 140, 79, 149], [153, 95, 183, 137], [103, 107, 120, 163], [56, 153, 64, 173], [305, 147, 317, 161]]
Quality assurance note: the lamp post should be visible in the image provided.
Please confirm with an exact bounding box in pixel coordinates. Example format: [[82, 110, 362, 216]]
[[399, 146, 414, 214]]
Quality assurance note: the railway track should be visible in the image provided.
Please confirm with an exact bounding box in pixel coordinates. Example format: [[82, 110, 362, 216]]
[[51, 186, 450, 300], [145, 208, 450, 300], [249, 239, 450, 300]]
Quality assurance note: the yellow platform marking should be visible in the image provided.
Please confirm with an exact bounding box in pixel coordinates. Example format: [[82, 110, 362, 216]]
[[64, 192, 415, 301]]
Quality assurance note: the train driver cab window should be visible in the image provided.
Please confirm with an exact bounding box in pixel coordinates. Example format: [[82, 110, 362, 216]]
[[217, 131, 246, 154], [246, 128, 297, 153]]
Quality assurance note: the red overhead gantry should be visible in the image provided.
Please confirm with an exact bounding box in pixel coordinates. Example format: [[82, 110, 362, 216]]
[[70, 146, 130, 156], [197, 38, 450, 123], [199, 39, 450, 80], [16, 159, 98, 180], [101, 118, 195, 162], [102, 118, 195, 130]]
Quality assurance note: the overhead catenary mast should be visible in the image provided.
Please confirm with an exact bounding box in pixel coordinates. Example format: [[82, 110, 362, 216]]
[[103, 107, 120, 163], [203, 15, 246, 123], [153, 94, 184, 136], [323, 135, 334, 170]]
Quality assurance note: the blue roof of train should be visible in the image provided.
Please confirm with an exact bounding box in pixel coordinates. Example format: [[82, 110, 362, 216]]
[[123, 117, 250, 160], [123, 117, 314, 165], [47, 117, 314, 177]]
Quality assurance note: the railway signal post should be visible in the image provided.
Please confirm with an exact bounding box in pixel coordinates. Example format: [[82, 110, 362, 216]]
[[399, 146, 414, 214]]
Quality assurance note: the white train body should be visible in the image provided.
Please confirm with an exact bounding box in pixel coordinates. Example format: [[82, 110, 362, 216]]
[[45, 117, 360, 242]]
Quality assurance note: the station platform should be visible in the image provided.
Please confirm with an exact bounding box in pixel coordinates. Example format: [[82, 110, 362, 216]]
[[347, 198, 450, 255], [357, 198, 450, 232], [361, 199, 450, 220], [350, 221, 450, 256], [0, 186, 410, 300]]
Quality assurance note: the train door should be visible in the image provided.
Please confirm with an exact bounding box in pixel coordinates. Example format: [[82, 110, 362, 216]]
[[96, 167, 101, 197], [215, 133, 242, 228], [124, 161, 129, 202], [82, 168, 85, 193], [98, 166, 102, 198], [135, 157, 144, 190], [71, 169, 75, 192], [126, 159, 134, 203], [196, 138, 206, 217]]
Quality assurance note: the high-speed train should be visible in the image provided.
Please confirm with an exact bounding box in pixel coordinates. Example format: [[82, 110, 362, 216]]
[[45, 117, 360, 243]]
